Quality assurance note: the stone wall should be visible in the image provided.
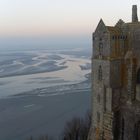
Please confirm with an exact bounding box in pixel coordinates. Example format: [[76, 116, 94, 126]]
[[90, 6, 140, 139]]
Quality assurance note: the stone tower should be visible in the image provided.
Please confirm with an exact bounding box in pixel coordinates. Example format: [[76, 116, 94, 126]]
[[88, 5, 140, 140], [132, 5, 138, 22]]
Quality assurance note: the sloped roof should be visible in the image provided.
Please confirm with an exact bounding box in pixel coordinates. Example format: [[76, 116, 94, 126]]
[[94, 19, 122, 35], [115, 19, 125, 27], [106, 26, 122, 34], [94, 19, 108, 34]]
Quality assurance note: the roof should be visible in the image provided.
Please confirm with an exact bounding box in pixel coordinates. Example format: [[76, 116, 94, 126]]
[[115, 19, 125, 27], [106, 26, 122, 34]]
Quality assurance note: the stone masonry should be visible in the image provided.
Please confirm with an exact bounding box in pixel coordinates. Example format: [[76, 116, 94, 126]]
[[88, 5, 140, 140]]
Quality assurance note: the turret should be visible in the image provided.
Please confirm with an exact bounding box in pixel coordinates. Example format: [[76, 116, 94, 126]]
[[132, 5, 138, 22]]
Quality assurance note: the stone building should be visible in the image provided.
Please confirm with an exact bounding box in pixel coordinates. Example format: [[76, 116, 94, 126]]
[[88, 5, 140, 140]]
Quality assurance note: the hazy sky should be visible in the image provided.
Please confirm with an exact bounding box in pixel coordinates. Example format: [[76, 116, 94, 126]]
[[0, 0, 140, 49]]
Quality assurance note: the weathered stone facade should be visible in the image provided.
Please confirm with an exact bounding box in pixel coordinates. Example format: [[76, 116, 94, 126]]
[[88, 5, 140, 140]]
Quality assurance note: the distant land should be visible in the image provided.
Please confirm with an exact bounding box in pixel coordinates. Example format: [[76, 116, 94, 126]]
[[0, 36, 91, 51]]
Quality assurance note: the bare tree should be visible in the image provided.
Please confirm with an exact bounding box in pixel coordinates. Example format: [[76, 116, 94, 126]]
[[61, 111, 91, 140], [26, 111, 91, 140]]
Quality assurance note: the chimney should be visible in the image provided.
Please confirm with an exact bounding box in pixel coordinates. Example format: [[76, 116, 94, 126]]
[[132, 5, 138, 22]]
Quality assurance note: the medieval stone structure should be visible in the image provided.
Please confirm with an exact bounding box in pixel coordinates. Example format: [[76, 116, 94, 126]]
[[88, 5, 140, 140]]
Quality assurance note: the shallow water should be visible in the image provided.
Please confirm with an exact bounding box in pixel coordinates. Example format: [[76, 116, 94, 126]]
[[0, 48, 91, 140], [0, 50, 90, 98]]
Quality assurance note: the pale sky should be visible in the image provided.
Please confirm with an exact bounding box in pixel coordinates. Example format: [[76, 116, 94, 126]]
[[0, 0, 140, 49]]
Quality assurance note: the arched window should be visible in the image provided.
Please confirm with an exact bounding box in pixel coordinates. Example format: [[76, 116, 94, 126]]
[[99, 43, 103, 56], [137, 68, 140, 84], [98, 65, 102, 81]]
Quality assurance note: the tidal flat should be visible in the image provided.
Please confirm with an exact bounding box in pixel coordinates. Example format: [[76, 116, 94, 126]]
[[0, 48, 91, 140]]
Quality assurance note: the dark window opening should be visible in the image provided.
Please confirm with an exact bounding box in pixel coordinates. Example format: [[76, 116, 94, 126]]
[[137, 68, 140, 84], [104, 89, 106, 111], [98, 65, 102, 81], [135, 121, 140, 140], [112, 36, 115, 40], [97, 112, 100, 123], [113, 111, 120, 140], [99, 43, 103, 56], [97, 94, 100, 103], [121, 118, 124, 140], [122, 36, 127, 40]]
